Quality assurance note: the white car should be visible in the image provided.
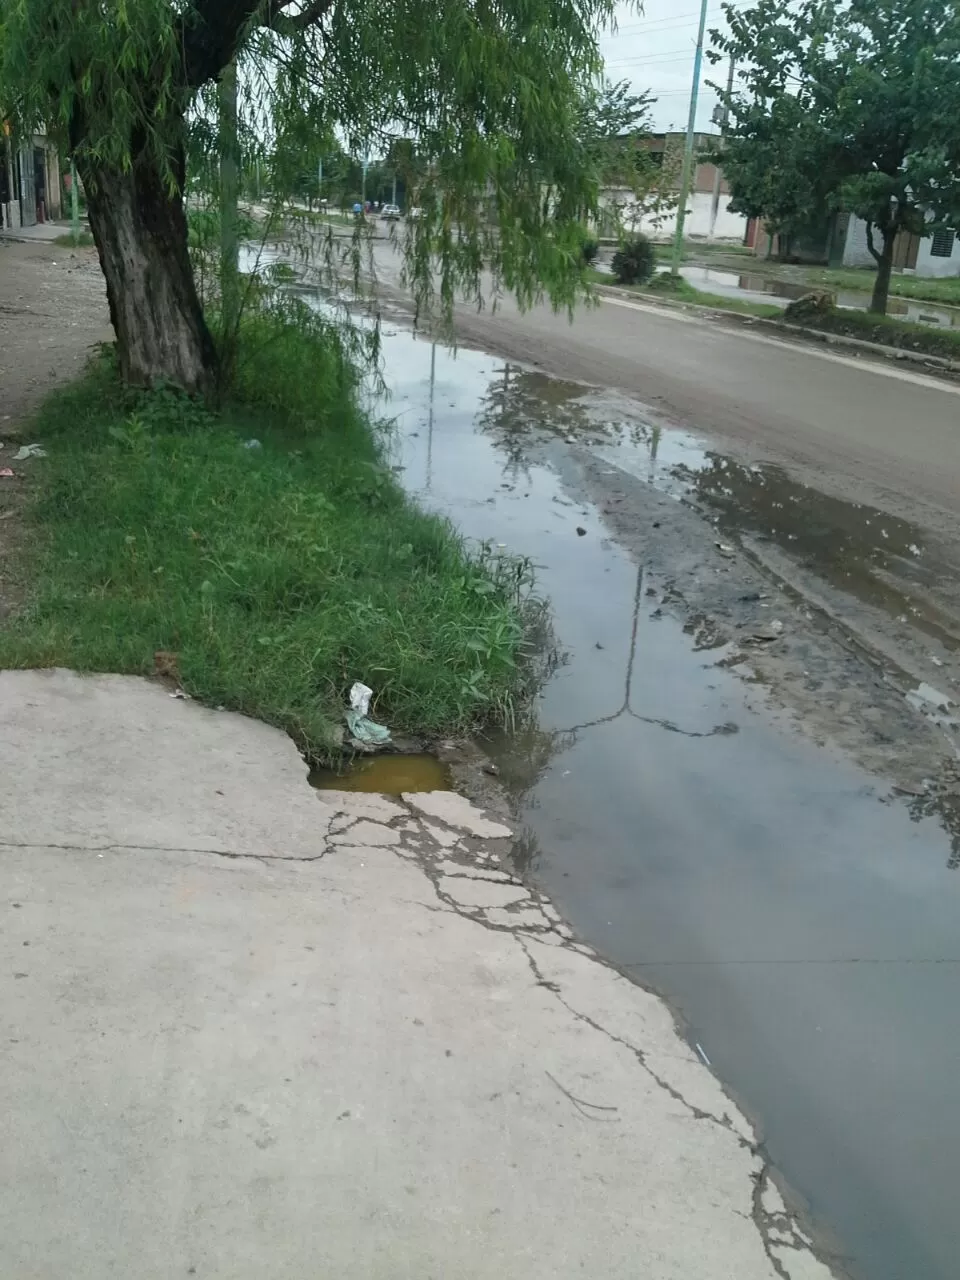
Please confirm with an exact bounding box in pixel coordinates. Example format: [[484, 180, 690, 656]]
[[380, 203, 401, 221]]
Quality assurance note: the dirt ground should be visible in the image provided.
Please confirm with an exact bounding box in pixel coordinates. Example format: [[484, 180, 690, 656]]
[[0, 240, 110, 617]]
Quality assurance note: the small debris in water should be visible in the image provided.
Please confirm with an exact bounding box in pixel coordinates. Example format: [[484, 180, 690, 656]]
[[310, 753, 452, 796], [749, 621, 785, 643]]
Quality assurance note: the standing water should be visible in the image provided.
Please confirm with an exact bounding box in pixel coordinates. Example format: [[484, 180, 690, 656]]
[[357, 314, 960, 1280]]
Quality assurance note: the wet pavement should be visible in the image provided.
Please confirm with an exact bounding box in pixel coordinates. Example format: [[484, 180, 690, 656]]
[[366, 321, 960, 1280]]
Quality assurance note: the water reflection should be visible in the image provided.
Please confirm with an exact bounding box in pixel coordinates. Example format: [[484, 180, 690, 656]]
[[677, 265, 960, 330]]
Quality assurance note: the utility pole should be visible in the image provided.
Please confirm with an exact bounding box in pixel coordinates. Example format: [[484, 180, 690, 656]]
[[318, 156, 323, 201], [671, 0, 710, 274], [708, 55, 736, 241]]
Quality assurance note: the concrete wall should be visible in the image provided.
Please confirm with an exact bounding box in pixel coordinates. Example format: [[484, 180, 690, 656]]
[[841, 216, 876, 269], [914, 229, 960, 278], [842, 214, 960, 278], [624, 191, 748, 243]]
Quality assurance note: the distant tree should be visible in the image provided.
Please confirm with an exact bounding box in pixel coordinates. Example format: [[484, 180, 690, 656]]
[[578, 78, 673, 233], [711, 0, 960, 314], [0, 0, 617, 394]]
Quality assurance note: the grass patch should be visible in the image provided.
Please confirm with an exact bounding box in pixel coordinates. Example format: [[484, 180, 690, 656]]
[[802, 265, 960, 308], [592, 267, 782, 318], [643, 272, 782, 316], [0, 305, 533, 757], [53, 230, 94, 247], [784, 307, 960, 361]]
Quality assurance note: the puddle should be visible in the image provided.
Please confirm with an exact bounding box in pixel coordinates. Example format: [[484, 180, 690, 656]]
[[691, 265, 960, 330], [462, 357, 960, 649], [675, 454, 960, 651], [257, 261, 960, 1280], [310, 753, 452, 795], [358, 322, 960, 1280], [640, 264, 960, 330]]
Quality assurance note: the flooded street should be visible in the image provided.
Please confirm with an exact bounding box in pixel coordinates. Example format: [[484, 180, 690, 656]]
[[369, 318, 960, 1280]]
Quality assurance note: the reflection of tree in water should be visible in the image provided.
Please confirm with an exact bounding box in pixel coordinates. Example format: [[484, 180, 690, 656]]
[[475, 365, 597, 478], [493, 563, 737, 874]]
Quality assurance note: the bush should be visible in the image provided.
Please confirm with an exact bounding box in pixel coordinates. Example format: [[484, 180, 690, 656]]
[[580, 235, 599, 266], [611, 234, 656, 286]]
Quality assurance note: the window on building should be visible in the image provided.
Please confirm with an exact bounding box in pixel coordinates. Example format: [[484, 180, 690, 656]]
[[930, 227, 956, 258]]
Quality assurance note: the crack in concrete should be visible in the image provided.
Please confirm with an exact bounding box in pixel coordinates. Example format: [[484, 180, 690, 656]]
[[516, 935, 749, 1138], [751, 1159, 848, 1280], [0, 839, 329, 865], [6, 786, 840, 1278]]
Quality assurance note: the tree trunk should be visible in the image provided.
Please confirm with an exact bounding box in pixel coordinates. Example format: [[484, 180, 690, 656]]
[[870, 228, 896, 316], [79, 141, 218, 395]]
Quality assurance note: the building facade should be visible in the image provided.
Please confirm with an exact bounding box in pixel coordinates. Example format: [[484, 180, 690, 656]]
[[597, 132, 749, 243], [2, 132, 62, 231]]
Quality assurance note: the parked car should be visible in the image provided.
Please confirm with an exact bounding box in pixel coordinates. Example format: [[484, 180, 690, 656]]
[[380, 203, 401, 221]]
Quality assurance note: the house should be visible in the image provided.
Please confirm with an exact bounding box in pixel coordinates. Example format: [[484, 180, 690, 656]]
[[597, 131, 749, 243], [749, 211, 960, 278], [1, 128, 62, 232]]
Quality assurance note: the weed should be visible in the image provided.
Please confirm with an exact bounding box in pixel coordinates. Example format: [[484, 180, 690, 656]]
[[0, 315, 533, 758]]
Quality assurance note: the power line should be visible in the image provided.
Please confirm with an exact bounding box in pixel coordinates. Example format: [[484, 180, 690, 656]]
[[605, 0, 754, 35]]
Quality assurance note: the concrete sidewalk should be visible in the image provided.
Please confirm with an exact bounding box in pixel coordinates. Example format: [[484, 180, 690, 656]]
[[0, 670, 834, 1279]]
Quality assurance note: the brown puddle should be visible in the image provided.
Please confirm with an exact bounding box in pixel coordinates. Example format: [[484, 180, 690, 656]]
[[309, 753, 452, 795]]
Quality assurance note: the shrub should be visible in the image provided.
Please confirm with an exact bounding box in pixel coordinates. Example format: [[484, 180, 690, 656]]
[[611, 234, 655, 286], [580, 235, 599, 266]]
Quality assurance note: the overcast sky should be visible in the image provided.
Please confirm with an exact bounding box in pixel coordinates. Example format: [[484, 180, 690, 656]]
[[598, 0, 750, 134]]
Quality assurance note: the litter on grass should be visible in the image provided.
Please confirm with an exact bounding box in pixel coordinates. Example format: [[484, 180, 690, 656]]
[[12, 444, 46, 461], [345, 681, 392, 747]]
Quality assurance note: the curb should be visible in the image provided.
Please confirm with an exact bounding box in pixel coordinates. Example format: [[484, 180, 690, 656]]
[[595, 283, 960, 382]]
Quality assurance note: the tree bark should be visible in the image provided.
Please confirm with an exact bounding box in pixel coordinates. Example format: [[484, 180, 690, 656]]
[[79, 140, 218, 395], [866, 221, 896, 316]]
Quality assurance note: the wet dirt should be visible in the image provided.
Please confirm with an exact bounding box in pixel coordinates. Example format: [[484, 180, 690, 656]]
[[358, 316, 960, 1280], [310, 753, 452, 795]]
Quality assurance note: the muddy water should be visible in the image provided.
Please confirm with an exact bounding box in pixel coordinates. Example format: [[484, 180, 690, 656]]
[[310, 753, 452, 795], [369, 322, 960, 1280]]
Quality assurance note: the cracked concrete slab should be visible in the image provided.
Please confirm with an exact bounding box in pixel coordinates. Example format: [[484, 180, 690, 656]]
[[403, 789, 513, 838], [0, 670, 836, 1279]]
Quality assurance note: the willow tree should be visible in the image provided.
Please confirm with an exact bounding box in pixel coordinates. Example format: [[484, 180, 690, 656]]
[[0, 0, 617, 393]]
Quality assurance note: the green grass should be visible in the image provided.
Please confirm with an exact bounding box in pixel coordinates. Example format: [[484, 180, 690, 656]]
[[53, 230, 94, 247], [653, 240, 756, 264], [592, 264, 960, 356], [801, 265, 960, 307], [591, 267, 782, 318], [0, 305, 532, 758], [676, 252, 960, 309], [784, 307, 960, 361], [642, 272, 783, 317]]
